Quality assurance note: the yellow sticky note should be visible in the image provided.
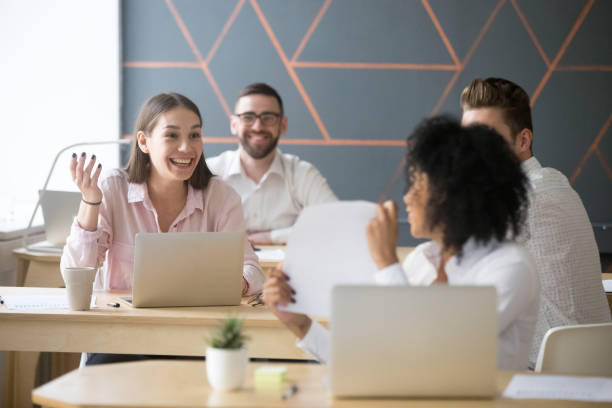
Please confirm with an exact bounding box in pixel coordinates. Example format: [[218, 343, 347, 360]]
[[254, 365, 288, 387]]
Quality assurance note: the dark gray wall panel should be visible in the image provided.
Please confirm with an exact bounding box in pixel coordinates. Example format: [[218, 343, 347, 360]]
[[515, 0, 587, 61], [207, 3, 322, 140], [437, 1, 550, 115], [574, 153, 612, 224], [531, 71, 612, 178], [299, 0, 452, 63], [428, 0, 499, 60], [257, 0, 326, 58], [559, 0, 612, 65], [296, 68, 455, 141], [122, 0, 612, 249], [172, 0, 241, 58], [600, 126, 612, 169], [122, 0, 194, 61], [122, 68, 229, 137]]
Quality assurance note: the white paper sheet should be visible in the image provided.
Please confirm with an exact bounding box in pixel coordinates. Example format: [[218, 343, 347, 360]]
[[3, 295, 97, 310], [255, 249, 285, 261], [281, 201, 379, 317], [503, 374, 612, 402], [603, 280, 612, 292]]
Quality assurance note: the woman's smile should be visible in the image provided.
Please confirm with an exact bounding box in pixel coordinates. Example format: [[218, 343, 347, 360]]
[[169, 157, 195, 168]]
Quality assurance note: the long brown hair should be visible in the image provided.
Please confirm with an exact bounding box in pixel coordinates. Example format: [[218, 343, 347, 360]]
[[125, 92, 213, 189]]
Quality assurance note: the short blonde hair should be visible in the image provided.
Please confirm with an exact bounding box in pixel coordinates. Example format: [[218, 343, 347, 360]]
[[460, 77, 533, 139]]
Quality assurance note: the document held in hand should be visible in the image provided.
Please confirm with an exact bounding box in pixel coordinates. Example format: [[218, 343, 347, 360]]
[[280, 201, 379, 317]]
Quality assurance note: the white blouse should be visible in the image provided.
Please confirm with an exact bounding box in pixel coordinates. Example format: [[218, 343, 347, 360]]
[[297, 238, 540, 370]]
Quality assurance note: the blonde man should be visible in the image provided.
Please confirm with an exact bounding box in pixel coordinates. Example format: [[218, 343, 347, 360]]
[[460, 77, 611, 368]]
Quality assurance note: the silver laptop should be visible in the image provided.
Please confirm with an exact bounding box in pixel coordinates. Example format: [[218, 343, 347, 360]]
[[38, 190, 82, 247], [129, 231, 245, 308], [330, 285, 497, 398]]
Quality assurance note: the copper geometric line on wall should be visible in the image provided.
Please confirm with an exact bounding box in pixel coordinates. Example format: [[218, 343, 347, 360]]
[[570, 113, 612, 185], [122, 0, 611, 198]]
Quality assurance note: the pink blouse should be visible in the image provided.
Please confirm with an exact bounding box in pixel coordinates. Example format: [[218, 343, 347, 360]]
[[60, 169, 265, 295]]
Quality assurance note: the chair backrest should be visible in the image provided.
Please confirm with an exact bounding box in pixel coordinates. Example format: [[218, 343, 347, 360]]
[[535, 323, 612, 376]]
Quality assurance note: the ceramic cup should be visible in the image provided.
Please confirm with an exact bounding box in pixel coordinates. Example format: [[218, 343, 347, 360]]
[[62, 267, 97, 310]]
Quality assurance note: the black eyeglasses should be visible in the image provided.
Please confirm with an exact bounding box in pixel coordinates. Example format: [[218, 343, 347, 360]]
[[234, 112, 281, 126]]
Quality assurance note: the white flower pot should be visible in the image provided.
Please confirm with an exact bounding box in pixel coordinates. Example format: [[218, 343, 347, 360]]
[[206, 346, 248, 391]]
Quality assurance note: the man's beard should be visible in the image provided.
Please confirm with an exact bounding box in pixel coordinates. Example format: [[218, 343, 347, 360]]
[[239, 130, 279, 159]]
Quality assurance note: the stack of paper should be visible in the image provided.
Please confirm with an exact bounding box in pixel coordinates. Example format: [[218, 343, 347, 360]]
[[255, 249, 285, 261], [281, 201, 379, 318]]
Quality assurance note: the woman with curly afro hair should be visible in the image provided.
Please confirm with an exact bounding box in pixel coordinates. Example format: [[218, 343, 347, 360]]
[[264, 115, 540, 371]]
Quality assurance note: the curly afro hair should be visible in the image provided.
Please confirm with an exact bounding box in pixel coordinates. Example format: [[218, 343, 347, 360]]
[[405, 115, 529, 258]]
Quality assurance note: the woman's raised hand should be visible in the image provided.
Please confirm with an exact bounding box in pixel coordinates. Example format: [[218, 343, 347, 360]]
[[366, 200, 400, 270], [70, 152, 103, 203]]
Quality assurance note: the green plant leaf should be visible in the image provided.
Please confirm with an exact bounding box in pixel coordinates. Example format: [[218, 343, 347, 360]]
[[208, 316, 250, 349]]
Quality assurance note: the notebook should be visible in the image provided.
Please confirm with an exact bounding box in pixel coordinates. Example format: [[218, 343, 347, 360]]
[[330, 285, 498, 398], [127, 231, 245, 308]]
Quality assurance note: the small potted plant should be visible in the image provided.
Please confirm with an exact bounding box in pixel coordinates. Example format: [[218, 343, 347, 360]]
[[206, 317, 249, 391]]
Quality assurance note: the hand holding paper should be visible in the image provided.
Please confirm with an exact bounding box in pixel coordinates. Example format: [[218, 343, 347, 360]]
[[366, 200, 400, 269], [262, 267, 312, 340], [281, 201, 381, 318]]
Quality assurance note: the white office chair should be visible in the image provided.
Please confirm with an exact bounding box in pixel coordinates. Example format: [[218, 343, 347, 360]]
[[535, 323, 612, 376]]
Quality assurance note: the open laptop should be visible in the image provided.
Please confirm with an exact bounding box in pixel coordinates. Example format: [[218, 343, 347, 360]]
[[330, 285, 497, 398], [125, 231, 245, 308], [36, 190, 82, 250]]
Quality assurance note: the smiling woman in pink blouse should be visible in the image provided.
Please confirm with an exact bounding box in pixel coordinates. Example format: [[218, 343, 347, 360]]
[[263, 116, 540, 371], [60, 93, 265, 323]]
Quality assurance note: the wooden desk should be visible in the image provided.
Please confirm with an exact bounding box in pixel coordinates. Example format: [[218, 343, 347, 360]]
[[0, 286, 319, 408], [6, 249, 66, 408], [32, 360, 609, 407], [11, 248, 63, 287], [0, 286, 318, 359]]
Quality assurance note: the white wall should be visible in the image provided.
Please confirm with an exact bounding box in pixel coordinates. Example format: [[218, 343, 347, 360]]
[[0, 0, 119, 401], [0, 0, 120, 231]]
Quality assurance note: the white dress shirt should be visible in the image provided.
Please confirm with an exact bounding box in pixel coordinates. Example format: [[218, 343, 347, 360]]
[[520, 157, 611, 366], [207, 149, 338, 243], [297, 238, 540, 370]]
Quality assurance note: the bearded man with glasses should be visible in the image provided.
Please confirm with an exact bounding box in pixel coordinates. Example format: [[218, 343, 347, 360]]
[[207, 82, 337, 245]]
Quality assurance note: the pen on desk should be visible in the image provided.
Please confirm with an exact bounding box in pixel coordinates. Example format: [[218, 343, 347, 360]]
[[106, 302, 120, 308], [282, 384, 298, 399]]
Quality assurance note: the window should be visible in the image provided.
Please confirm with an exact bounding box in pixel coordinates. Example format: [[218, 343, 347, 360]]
[[0, 0, 120, 230]]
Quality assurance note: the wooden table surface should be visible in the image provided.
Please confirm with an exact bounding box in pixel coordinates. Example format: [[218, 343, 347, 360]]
[[0, 286, 319, 359], [32, 360, 611, 408]]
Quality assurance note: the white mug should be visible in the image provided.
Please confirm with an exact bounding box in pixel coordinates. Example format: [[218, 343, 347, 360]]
[[62, 267, 97, 310]]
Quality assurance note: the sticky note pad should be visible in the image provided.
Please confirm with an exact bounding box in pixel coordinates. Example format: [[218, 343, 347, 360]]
[[254, 365, 288, 386]]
